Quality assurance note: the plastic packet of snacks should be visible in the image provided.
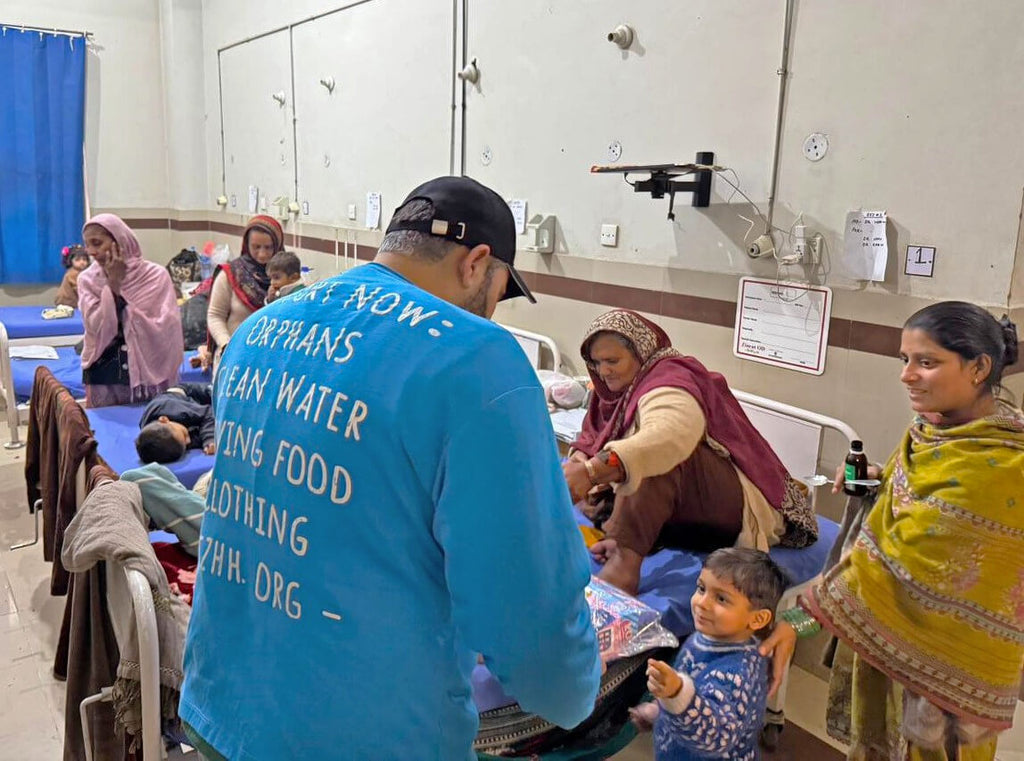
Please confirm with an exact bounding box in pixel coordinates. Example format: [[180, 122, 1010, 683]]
[[586, 576, 678, 661]]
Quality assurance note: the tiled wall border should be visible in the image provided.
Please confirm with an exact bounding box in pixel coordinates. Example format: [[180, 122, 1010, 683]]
[[124, 216, 1024, 376]]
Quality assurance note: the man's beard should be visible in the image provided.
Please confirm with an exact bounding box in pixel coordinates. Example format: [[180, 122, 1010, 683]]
[[458, 264, 496, 317]]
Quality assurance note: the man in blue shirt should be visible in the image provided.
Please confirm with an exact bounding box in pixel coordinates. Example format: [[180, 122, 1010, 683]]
[[180, 176, 602, 760]]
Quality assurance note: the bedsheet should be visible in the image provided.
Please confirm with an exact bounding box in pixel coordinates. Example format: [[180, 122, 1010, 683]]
[[84, 403, 213, 489], [0, 305, 84, 339], [12, 349, 208, 403]]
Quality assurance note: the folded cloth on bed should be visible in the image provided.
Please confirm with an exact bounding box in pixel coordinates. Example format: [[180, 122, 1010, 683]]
[[10, 344, 59, 359], [121, 463, 204, 556], [60, 479, 190, 745]]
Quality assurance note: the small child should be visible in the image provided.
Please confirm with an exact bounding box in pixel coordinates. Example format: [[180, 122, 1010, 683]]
[[55, 245, 90, 308], [265, 250, 305, 304], [135, 383, 216, 464], [632, 548, 787, 761]]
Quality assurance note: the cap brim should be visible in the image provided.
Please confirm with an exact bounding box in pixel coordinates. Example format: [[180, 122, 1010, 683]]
[[501, 264, 536, 303]]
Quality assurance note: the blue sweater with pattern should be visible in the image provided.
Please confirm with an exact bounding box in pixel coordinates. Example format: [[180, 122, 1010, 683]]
[[654, 633, 768, 761]]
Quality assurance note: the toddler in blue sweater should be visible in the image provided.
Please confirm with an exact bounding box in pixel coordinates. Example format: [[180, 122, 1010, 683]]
[[632, 548, 787, 760]]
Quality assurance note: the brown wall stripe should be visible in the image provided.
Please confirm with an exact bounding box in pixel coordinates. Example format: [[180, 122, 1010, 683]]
[[124, 216, 1024, 376]]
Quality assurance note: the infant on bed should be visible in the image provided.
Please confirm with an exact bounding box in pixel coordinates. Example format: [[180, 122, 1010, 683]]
[[135, 383, 216, 463]]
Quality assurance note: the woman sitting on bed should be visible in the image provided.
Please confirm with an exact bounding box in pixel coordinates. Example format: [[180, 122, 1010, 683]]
[[79, 214, 183, 408], [205, 215, 283, 371], [563, 309, 816, 594]]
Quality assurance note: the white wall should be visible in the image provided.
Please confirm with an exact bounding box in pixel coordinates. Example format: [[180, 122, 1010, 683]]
[[200, 0, 1024, 308]]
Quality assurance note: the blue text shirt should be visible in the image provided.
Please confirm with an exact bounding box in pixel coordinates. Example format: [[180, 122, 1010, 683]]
[[180, 263, 601, 760]]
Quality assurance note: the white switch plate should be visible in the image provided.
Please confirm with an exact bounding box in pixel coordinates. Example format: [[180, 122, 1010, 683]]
[[600, 224, 619, 247], [302, 200, 310, 215], [347, 204, 357, 221]]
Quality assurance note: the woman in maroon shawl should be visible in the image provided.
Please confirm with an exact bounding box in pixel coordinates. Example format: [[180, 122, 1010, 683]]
[[564, 310, 815, 593], [205, 215, 284, 369]]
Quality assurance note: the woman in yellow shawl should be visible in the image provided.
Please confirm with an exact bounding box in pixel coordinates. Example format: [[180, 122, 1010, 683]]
[[767, 301, 1023, 760]]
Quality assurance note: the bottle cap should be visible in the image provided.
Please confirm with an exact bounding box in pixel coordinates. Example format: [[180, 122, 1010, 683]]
[[850, 440, 863, 452]]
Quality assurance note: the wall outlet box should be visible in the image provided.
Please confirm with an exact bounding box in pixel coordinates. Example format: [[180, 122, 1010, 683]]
[[347, 204, 357, 221], [600, 224, 619, 247]]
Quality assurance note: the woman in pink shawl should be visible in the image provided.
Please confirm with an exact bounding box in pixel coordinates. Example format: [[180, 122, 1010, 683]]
[[79, 214, 183, 407], [564, 310, 815, 593]]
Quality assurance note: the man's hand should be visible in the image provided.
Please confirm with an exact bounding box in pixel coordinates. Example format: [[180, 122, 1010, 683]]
[[562, 460, 592, 504], [759, 621, 798, 698], [203, 442, 216, 455], [646, 659, 683, 700]]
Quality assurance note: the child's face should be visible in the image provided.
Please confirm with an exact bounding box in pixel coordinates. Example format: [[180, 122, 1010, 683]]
[[690, 569, 771, 642], [71, 255, 90, 271], [269, 270, 301, 292], [157, 416, 191, 446]]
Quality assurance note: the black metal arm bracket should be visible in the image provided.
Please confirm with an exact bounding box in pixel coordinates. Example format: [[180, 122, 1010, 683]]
[[591, 151, 715, 220]]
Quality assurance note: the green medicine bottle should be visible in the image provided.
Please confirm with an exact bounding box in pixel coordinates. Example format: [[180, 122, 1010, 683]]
[[843, 440, 868, 497]]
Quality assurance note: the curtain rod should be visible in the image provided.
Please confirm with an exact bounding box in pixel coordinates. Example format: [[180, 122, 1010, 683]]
[[0, 22, 92, 38]]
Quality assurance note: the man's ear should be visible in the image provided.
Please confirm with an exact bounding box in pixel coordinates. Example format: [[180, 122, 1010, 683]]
[[749, 608, 774, 633], [457, 243, 492, 288]]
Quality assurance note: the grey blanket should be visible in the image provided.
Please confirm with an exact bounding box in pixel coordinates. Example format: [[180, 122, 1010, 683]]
[[60, 480, 190, 742]]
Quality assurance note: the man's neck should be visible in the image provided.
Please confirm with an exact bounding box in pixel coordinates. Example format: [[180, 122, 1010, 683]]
[[374, 252, 454, 303]]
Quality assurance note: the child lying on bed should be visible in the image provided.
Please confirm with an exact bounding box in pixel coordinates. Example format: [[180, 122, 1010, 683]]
[[630, 548, 786, 761], [135, 383, 216, 463]]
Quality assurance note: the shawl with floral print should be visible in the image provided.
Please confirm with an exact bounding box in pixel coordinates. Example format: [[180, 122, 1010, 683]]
[[805, 403, 1024, 729]]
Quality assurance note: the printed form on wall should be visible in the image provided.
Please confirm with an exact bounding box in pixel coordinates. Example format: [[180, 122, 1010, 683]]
[[733, 277, 832, 376]]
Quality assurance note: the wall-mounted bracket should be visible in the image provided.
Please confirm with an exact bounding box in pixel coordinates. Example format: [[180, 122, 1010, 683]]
[[591, 151, 715, 220]]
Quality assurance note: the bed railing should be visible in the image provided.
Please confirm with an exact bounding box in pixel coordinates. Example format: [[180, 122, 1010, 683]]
[[0, 320, 22, 449]]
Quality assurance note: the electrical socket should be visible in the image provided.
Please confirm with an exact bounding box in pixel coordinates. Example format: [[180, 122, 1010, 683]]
[[600, 224, 619, 247]]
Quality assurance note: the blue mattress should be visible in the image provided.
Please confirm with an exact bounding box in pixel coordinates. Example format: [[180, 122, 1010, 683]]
[[0, 306, 84, 339], [471, 512, 839, 713], [576, 508, 840, 638], [84, 403, 214, 489], [12, 348, 209, 403]]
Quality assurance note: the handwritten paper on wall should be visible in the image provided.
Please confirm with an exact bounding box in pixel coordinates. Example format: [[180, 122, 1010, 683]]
[[508, 199, 528, 234], [843, 210, 888, 281], [365, 192, 382, 229], [734, 277, 832, 376]]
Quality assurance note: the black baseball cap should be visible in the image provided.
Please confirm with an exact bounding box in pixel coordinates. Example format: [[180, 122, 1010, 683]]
[[385, 176, 535, 303]]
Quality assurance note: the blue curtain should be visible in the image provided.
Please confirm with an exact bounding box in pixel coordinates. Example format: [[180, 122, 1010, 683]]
[[0, 28, 86, 284]]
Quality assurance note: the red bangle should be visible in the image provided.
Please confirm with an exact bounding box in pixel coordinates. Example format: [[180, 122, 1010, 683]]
[[607, 451, 621, 469]]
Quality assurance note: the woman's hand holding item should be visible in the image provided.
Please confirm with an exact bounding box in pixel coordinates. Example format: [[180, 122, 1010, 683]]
[[831, 462, 882, 494], [563, 460, 593, 503], [104, 241, 127, 293]]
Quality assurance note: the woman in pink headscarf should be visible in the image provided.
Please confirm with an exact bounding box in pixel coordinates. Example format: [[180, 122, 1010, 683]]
[[78, 214, 183, 407]]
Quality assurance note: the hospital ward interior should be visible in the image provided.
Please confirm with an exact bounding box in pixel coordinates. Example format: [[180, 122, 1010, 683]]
[[1, 1, 1023, 760]]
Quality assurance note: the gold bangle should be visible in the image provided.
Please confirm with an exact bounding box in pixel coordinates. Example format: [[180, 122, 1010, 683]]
[[583, 458, 598, 483]]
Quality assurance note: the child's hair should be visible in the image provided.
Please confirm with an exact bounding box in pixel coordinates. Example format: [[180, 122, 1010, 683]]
[[703, 548, 788, 617], [135, 422, 187, 464], [904, 301, 1019, 396], [266, 250, 301, 278], [61, 245, 87, 269]]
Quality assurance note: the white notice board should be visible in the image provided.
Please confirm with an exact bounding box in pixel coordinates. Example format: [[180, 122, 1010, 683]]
[[734, 278, 832, 375]]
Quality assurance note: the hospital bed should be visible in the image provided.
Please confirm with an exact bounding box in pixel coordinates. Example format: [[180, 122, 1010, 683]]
[[0, 305, 85, 449], [84, 403, 214, 490], [4, 346, 208, 451]]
